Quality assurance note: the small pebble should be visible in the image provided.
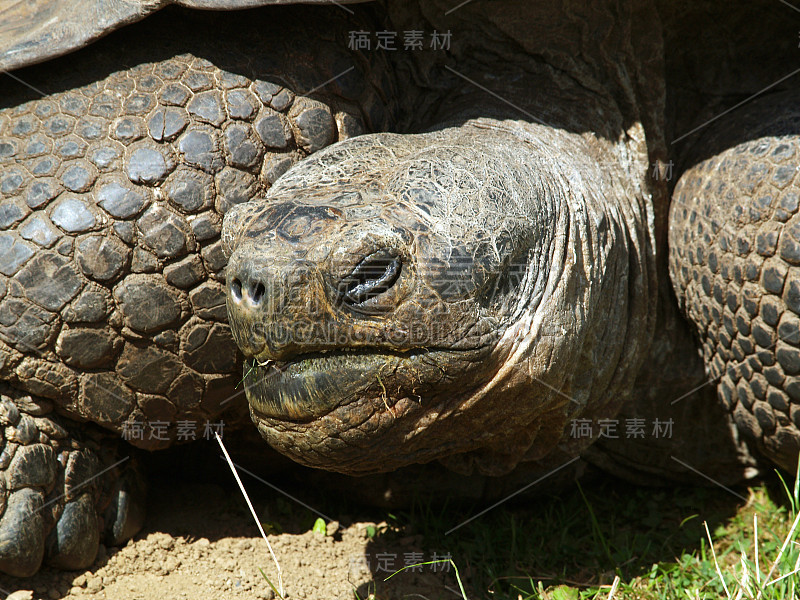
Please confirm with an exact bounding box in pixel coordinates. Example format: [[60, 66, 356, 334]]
[[326, 520, 340, 536], [86, 576, 102, 592]]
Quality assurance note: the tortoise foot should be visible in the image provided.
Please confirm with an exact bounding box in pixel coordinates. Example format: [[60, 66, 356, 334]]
[[0, 387, 144, 577]]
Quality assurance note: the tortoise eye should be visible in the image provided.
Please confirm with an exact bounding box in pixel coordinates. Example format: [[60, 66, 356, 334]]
[[339, 250, 402, 307]]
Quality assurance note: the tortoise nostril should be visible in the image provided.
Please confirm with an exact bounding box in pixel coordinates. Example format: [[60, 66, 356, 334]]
[[251, 282, 265, 305], [231, 278, 242, 301], [229, 275, 265, 306]]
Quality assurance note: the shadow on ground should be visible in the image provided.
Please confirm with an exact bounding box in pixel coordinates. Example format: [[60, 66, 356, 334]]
[[3, 438, 789, 600]]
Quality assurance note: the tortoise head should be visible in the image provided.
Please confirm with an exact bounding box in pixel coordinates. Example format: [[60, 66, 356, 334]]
[[222, 124, 652, 475]]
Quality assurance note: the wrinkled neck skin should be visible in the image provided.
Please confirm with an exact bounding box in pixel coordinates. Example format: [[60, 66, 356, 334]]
[[223, 112, 656, 475], [223, 0, 661, 475]]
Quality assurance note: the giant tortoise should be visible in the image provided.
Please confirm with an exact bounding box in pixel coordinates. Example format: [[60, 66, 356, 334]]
[[0, 0, 798, 579]]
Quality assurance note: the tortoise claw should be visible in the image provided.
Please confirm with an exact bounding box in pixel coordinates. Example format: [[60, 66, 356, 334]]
[[46, 493, 101, 571], [0, 488, 46, 577], [103, 461, 147, 547]]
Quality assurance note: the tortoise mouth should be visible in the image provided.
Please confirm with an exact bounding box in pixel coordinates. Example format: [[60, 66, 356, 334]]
[[241, 347, 449, 422]]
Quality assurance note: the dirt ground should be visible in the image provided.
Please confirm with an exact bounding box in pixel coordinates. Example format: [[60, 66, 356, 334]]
[[0, 445, 464, 600]]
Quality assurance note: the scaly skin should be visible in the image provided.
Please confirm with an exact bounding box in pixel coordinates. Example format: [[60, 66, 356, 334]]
[[0, 8, 386, 445], [0, 5, 390, 576], [670, 92, 800, 474]]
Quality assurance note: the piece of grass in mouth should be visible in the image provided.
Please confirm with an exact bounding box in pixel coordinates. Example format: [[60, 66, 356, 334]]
[[235, 357, 258, 389], [236, 357, 279, 389]]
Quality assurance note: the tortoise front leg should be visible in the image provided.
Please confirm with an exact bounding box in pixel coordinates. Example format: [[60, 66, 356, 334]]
[[670, 90, 800, 473]]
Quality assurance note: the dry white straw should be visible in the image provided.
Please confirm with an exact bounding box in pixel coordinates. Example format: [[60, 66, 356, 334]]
[[607, 575, 620, 599], [215, 432, 284, 597], [704, 521, 731, 599]]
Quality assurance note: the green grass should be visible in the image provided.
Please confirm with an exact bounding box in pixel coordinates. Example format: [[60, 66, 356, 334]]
[[359, 468, 800, 599], [223, 448, 800, 600]]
